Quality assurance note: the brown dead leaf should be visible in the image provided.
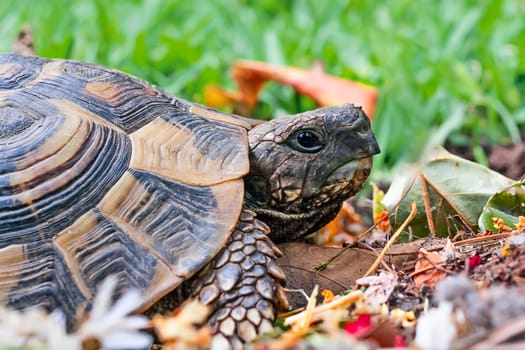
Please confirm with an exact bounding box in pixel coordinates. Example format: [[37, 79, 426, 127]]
[[412, 249, 447, 288], [205, 60, 377, 117], [277, 242, 419, 309], [277, 243, 373, 308]]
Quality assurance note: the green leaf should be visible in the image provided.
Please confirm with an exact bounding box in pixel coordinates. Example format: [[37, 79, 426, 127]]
[[383, 145, 514, 237], [479, 180, 525, 232]]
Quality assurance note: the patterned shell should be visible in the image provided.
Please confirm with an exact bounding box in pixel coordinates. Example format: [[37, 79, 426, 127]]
[[0, 54, 255, 319]]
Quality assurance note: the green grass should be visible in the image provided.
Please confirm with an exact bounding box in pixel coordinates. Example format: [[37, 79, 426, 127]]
[[2, 0, 525, 176]]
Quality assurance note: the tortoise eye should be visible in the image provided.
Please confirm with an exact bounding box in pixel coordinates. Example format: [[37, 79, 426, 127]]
[[288, 130, 324, 153]]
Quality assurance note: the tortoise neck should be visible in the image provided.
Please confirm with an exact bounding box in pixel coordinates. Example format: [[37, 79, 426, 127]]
[[243, 197, 341, 243]]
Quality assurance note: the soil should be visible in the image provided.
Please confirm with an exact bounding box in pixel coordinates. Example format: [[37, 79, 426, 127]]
[[446, 140, 525, 180]]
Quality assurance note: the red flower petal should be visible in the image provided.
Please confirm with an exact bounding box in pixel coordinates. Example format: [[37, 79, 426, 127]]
[[344, 314, 372, 338], [469, 255, 482, 270]]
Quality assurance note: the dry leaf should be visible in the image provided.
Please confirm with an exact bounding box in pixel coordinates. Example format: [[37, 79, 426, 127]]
[[205, 60, 377, 117], [316, 201, 366, 247], [356, 272, 398, 307], [151, 300, 211, 349], [277, 243, 375, 309], [277, 242, 420, 309], [412, 250, 447, 288]]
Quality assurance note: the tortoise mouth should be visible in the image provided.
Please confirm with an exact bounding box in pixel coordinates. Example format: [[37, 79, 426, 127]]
[[306, 157, 372, 210], [326, 157, 373, 184]]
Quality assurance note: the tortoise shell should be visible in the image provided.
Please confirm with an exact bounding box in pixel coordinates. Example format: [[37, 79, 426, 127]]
[[0, 54, 259, 318]]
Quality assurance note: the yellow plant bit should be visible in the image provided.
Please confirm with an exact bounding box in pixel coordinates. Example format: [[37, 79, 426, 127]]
[[501, 241, 512, 257], [390, 308, 406, 323], [516, 216, 525, 231], [402, 311, 417, 328], [273, 286, 319, 348], [284, 289, 363, 326], [365, 202, 417, 277], [372, 183, 387, 218], [321, 289, 335, 304], [381, 303, 389, 320], [390, 308, 417, 328], [492, 217, 512, 232]]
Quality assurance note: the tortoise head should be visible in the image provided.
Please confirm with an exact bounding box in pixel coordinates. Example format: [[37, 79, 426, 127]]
[[244, 104, 380, 243]]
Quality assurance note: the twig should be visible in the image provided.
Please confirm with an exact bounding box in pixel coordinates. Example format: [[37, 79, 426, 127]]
[[278, 307, 305, 319], [363, 202, 417, 277], [283, 289, 363, 326], [282, 265, 350, 290], [420, 173, 436, 236], [453, 232, 512, 246]]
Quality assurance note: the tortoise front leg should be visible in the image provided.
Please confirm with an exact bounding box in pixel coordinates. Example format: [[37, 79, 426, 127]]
[[191, 209, 288, 349]]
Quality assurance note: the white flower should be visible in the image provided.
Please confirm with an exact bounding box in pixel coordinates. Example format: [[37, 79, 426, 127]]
[[415, 302, 457, 350], [0, 276, 153, 350], [0, 307, 80, 349], [77, 276, 153, 350]]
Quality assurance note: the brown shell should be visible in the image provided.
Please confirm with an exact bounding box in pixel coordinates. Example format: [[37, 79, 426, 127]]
[[0, 54, 254, 321]]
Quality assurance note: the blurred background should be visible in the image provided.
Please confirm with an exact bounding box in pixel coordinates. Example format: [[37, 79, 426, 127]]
[[2, 0, 525, 178]]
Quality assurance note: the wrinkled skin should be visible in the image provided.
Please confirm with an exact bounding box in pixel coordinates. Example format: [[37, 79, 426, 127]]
[[244, 104, 380, 242]]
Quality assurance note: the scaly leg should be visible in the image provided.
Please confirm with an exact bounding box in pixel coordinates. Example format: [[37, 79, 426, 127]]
[[190, 209, 288, 349]]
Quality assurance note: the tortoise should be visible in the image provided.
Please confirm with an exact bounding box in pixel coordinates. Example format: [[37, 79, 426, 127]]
[[0, 53, 379, 347]]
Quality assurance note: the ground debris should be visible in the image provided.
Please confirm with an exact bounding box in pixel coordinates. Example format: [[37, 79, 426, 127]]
[[272, 223, 525, 349]]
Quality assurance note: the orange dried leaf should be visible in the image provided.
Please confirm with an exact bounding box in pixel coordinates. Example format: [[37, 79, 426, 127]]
[[317, 202, 365, 246], [205, 60, 378, 118], [374, 210, 391, 232], [151, 299, 211, 348], [203, 85, 239, 112], [412, 250, 446, 288]]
